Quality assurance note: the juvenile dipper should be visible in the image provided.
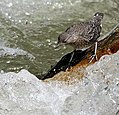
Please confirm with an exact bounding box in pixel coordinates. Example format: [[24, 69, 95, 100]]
[[58, 12, 104, 64]]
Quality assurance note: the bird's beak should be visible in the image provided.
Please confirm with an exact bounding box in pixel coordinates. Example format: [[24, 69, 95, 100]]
[[55, 42, 61, 48]]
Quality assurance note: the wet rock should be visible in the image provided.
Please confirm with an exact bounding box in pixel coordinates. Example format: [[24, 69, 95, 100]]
[[0, 51, 119, 115], [41, 23, 119, 80], [62, 51, 119, 115]]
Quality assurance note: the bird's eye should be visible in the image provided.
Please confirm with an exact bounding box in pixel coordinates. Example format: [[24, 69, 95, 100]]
[[96, 13, 99, 16]]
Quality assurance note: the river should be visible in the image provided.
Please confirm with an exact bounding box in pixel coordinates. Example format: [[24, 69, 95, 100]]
[[0, 0, 119, 78]]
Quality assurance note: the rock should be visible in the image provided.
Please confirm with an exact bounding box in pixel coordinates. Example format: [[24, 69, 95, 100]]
[[0, 51, 119, 115], [62, 51, 119, 115], [42, 23, 119, 80]]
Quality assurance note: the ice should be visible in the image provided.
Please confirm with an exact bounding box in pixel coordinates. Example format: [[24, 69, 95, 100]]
[[0, 51, 119, 115]]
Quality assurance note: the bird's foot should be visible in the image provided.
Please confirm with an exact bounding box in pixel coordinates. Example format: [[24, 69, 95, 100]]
[[89, 41, 98, 63], [66, 63, 71, 71], [89, 53, 98, 63], [66, 50, 75, 71]]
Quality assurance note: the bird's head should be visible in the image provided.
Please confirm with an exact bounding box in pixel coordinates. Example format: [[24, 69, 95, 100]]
[[94, 12, 104, 19], [57, 33, 67, 45], [92, 12, 104, 24]]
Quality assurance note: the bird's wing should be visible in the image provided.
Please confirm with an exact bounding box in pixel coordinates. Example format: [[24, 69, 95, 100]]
[[81, 22, 101, 42], [63, 21, 101, 44], [64, 22, 90, 43], [65, 22, 85, 34]]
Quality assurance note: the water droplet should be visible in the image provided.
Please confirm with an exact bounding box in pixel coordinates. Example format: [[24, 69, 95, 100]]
[[25, 12, 30, 16], [8, 16, 11, 19], [32, 2, 35, 5], [46, 39, 51, 42], [46, 2, 51, 5], [0, 70, 4, 74], [5, 13, 8, 16], [6, 61, 10, 64], [7, 3, 13, 7], [29, 21, 32, 24], [19, 20, 21, 23]]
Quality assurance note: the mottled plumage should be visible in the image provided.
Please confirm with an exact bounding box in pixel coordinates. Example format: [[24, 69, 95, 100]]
[[58, 12, 104, 51]]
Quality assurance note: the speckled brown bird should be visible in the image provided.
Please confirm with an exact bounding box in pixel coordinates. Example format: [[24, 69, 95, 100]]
[[58, 12, 104, 63]]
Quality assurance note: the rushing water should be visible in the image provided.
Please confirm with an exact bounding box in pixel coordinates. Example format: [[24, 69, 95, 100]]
[[0, 0, 119, 78]]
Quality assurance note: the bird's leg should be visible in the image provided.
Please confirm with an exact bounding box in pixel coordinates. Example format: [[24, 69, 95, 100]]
[[95, 41, 98, 60], [89, 42, 98, 63], [67, 50, 75, 69]]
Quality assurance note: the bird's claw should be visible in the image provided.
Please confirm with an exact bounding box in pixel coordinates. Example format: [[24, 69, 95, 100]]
[[89, 53, 98, 63]]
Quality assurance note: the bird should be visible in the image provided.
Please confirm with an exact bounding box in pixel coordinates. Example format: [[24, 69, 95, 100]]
[[57, 12, 104, 65]]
